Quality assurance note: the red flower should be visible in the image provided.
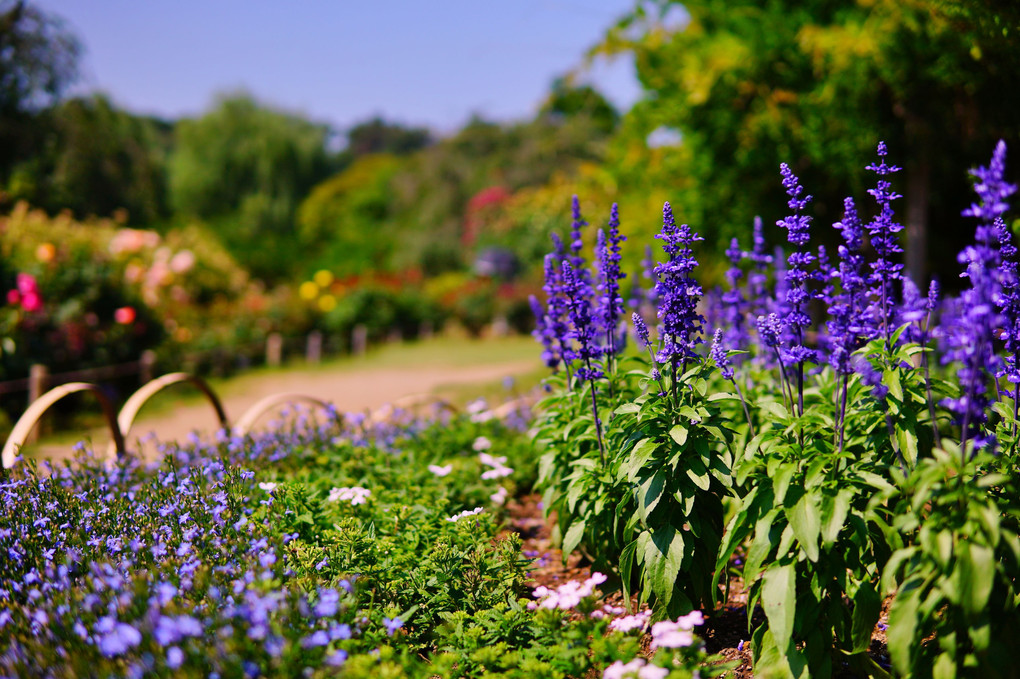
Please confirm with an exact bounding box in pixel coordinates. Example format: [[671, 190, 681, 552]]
[[114, 306, 136, 324]]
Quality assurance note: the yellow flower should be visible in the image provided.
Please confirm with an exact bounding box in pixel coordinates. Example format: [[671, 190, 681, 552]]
[[313, 269, 334, 288], [299, 281, 319, 300], [318, 294, 337, 312]]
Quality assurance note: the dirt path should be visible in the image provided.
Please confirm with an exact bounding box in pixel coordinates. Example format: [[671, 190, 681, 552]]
[[28, 353, 539, 461]]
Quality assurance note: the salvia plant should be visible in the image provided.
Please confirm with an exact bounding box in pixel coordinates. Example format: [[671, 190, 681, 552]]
[[531, 141, 1020, 678]]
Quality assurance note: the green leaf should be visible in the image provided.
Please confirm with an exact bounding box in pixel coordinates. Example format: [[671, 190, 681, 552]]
[[788, 493, 820, 562], [620, 540, 638, 608], [562, 519, 586, 557], [762, 562, 796, 651], [850, 580, 882, 653], [896, 427, 919, 466], [686, 467, 711, 491], [645, 526, 685, 605], [614, 402, 641, 415], [885, 368, 903, 402], [820, 488, 852, 545], [669, 424, 689, 447], [760, 400, 791, 422], [622, 437, 658, 483], [964, 543, 995, 617], [887, 588, 921, 675], [637, 472, 667, 521], [772, 463, 796, 506]]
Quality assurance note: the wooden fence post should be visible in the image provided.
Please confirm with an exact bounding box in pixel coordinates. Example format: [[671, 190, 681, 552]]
[[266, 333, 283, 368], [352, 325, 368, 356], [26, 364, 48, 444], [306, 331, 323, 364], [139, 350, 157, 384]]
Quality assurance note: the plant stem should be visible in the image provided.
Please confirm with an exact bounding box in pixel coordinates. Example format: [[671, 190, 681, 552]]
[[732, 380, 756, 439], [837, 374, 849, 453]]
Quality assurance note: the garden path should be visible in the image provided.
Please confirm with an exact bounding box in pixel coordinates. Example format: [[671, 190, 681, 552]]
[[30, 351, 539, 461]]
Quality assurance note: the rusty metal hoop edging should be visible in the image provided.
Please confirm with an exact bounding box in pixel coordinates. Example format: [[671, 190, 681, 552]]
[[108, 372, 229, 458], [232, 393, 333, 436], [370, 392, 458, 423], [2, 383, 125, 468]]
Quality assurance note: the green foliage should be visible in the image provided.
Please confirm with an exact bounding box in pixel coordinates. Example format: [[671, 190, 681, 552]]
[[296, 154, 403, 277], [7, 94, 170, 222], [597, 0, 1020, 276], [169, 93, 334, 281], [882, 447, 1020, 678], [0, 0, 80, 180]]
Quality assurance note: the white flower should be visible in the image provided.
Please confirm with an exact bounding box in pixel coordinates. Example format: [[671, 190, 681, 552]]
[[478, 452, 506, 467], [479, 452, 513, 479], [603, 658, 666, 679], [428, 464, 453, 477], [650, 620, 695, 649], [466, 399, 488, 415], [472, 436, 492, 451], [490, 487, 508, 506], [445, 507, 484, 523], [328, 487, 371, 505], [258, 482, 278, 493], [528, 572, 606, 611], [608, 610, 651, 633], [481, 466, 513, 480]]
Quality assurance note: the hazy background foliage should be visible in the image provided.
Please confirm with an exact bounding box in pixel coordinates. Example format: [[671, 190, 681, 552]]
[[1, 0, 1019, 384]]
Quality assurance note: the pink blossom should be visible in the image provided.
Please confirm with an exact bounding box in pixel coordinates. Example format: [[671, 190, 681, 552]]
[[528, 572, 607, 611], [608, 610, 651, 633], [114, 307, 136, 324], [650, 619, 697, 649]]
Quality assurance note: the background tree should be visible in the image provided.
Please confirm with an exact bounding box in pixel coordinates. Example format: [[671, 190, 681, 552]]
[[596, 0, 1020, 284], [342, 117, 431, 160], [7, 94, 170, 222], [169, 93, 334, 282], [0, 0, 80, 185]]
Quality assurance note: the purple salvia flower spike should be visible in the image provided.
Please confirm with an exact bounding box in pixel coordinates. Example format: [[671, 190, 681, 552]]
[[710, 328, 734, 381], [963, 140, 1017, 224], [943, 142, 1016, 452], [653, 202, 705, 388], [827, 197, 868, 376], [865, 141, 905, 344], [595, 204, 628, 360], [720, 237, 750, 358]]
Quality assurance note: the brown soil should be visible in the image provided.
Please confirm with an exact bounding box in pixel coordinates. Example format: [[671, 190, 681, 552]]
[[505, 493, 893, 679]]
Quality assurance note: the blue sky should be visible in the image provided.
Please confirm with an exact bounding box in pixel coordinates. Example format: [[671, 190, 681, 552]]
[[39, 1, 643, 135]]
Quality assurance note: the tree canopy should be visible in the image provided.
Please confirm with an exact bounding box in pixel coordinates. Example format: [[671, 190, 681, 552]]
[[596, 0, 1020, 283], [169, 93, 334, 281]]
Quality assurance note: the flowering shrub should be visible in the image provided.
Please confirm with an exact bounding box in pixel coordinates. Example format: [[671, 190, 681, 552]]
[[530, 141, 1020, 677]]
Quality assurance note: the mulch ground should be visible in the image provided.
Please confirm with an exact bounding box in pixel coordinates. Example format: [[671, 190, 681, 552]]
[[505, 493, 893, 678]]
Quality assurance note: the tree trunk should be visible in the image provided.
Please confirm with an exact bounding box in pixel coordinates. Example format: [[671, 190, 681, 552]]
[[906, 138, 931, 287]]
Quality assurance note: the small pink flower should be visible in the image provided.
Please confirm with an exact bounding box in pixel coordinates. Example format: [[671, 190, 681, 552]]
[[16, 273, 38, 295], [20, 291, 42, 313], [114, 307, 136, 324]]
